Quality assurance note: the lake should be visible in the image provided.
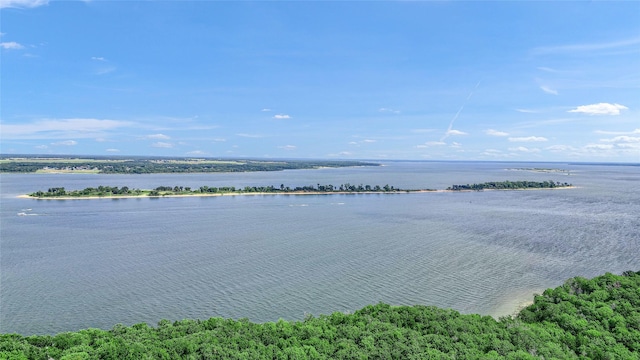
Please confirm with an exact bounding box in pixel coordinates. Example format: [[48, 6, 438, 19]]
[[1, 161, 639, 335]]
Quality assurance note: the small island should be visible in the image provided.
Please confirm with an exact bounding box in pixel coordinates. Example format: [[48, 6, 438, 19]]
[[24, 180, 573, 199], [447, 180, 573, 191]]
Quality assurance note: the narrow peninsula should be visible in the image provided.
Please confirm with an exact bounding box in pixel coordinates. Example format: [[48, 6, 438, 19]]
[[24, 180, 573, 199]]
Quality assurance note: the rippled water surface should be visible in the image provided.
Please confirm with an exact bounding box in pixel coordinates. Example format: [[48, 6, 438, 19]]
[[1, 161, 639, 335]]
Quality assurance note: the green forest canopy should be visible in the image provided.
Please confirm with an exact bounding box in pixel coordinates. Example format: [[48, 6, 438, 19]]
[[1, 271, 638, 359]]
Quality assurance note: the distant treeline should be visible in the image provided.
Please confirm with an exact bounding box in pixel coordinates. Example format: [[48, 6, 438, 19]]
[[30, 184, 410, 198], [447, 180, 572, 191], [0, 158, 378, 174], [1, 271, 638, 359]]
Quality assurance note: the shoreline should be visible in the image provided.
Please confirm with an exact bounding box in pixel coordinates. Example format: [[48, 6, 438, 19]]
[[18, 186, 576, 200]]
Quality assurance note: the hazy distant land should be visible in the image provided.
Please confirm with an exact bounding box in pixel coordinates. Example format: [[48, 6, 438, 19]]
[[0, 156, 379, 174]]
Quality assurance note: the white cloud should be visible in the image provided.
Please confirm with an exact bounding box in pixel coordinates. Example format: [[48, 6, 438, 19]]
[[145, 133, 170, 140], [594, 128, 640, 135], [508, 136, 548, 142], [508, 146, 540, 153], [0, 0, 48, 8], [152, 142, 173, 148], [212, 138, 227, 142], [546, 145, 577, 152], [261, 108, 272, 112], [186, 150, 207, 155], [0, 118, 132, 139], [52, 140, 78, 146], [106, 148, 120, 152], [273, 114, 291, 119], [425, 141, 446, 146], [236, 133, 264, 138], [584, 144, 614, 150], [0, 41, 24, 50], [34, 145, 48, 149], [446, 129, 467, 136], [601, 136, 640, 143], [378, 108, 400, 114], [450, 142, 462, 148], [481, 149, 503, 157], [278, 145, 297, 151], [91, 56, 106, 61], [568, 103, 628, 116], [363, 139, 376, 143], [485, 129, 509, 137], [540, 86, 558, 95]]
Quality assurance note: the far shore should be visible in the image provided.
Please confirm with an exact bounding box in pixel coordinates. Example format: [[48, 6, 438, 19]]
[[18, 186, 576, 200]]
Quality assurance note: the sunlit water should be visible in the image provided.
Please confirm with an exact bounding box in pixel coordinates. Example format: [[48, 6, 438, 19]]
[[1, 161, 638, 335]]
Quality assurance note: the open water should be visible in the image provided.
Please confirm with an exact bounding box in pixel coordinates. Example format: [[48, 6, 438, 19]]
[[1, 161, 639, 335]]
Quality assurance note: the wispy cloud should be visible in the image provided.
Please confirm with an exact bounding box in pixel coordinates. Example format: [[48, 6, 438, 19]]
[[106, 148, 120, 152], [278, 145, 297, 151], [446, 129, 467, 136], [600, 136, 640, 143], [515, 108, 539, 113], [509, 146, 540, 153], [52, 140, 78, 146], [261, 108, 272, 112], [236, 133, 265, 138], [0, 118, 132, 139], [546, 145, 577, 152], [152, 142, 173, 148], [0, 0, 48, 9], [273, 114, 291, 119], [378, 108, 401, 114], [533, 37, 640, 55], [508, 136, 548, 142], [594, 128, 640, 135], [91, 56, 106, 61], [568, 103, 628, 116], [540, 86, 558, 95], [485, 129, 509, 137], [186, 150, 207, 155], [145, 133, 171, 140], [0, 41, 24, 50]]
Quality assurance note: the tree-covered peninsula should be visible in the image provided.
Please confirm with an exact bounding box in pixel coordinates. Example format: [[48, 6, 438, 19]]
[[26, 180, 573, 199], [0, 156, 378, 174], [1, 271, 638, 359], [28, 184, 421, 198]]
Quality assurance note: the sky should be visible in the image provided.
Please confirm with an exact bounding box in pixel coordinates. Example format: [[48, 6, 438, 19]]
[[1, 1, 639, 162]]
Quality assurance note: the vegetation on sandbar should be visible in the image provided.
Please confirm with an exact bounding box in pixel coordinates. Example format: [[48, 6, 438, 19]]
[[27, 180, 574, 198], [447, 180, 572, 191], [29, 184, 416, 198], [1, 271, 638, 359]]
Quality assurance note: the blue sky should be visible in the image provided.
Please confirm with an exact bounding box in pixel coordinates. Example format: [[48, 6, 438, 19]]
[[1, 1, 639, 162]]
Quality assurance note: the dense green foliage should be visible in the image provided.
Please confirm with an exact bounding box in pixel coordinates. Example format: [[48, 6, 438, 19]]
[[0, 157, 378, 174], [447, 180, 572, 191], [29, 184, 417, 198], [1, 272, 638, 359]]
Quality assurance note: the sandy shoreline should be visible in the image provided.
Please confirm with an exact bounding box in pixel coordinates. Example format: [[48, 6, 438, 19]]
[[17, 186, 576, 200]]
